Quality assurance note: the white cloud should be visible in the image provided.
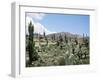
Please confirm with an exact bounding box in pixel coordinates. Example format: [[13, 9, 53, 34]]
[[26, 13, 45, 21], [26, 16, 56, 35], [34, 22, 56, 35]]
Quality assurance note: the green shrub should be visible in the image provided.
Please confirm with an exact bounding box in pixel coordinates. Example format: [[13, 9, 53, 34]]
[[58, 56, 66, 65]]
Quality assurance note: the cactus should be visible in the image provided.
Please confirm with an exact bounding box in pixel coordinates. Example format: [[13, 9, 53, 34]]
[[28, 21, 39, 64], [71, 44, 75, 54], [59, 34, 63, 49], [74, 37, 78, 45], [64, 34, 68, 44]]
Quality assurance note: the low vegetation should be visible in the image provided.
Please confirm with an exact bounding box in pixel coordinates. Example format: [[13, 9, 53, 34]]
[[26, 21, 89, 67]]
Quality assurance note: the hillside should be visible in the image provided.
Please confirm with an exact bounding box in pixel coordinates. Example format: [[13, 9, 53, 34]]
[[33, 32, 82, 40]]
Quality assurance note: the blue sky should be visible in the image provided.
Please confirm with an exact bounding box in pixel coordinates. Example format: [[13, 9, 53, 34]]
[[26, 13, 89, 36]]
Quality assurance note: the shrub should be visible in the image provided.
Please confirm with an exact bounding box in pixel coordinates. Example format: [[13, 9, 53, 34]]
[[58, 56, 66, 65]]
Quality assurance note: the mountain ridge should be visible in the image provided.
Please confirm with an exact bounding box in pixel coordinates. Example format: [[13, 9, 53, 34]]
[[33, 32, 82, 39]]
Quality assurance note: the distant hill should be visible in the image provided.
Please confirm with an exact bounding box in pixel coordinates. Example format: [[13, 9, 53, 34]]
[[33, 32, 82, 40], [47, 32, 82, 39]]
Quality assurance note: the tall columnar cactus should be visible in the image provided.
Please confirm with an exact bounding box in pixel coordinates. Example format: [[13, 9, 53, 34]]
[[82, 33, 89, 48], [51, 34, 55, 41], [69, 37, 71, 42], [43, 31, 46, 38], [74, 37, 78, 45], [44, 31, 48, 46], [45, 37, 48, 46], [59, 34, 63, 42], [72, 44, 75, 54], [56, 40, 59, 46], [28, 21, 38, 64], [59, 34, 63, 49], [53, 34, 55, 41], [83, 33, 84, 41], [64, 34, 68, 44]]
